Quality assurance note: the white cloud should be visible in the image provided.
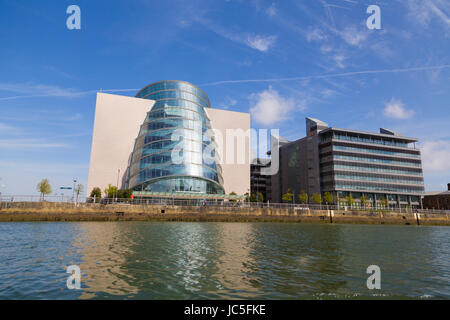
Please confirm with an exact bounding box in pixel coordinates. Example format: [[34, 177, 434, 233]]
[[0, 122, 18, 133], [404, 0, 450, 29], [265, 3, 277, 17], [306, 28, 326, 42], [217, 96, 237, 109], [370, 41, 394, 60], [428, 68, 441, 83], [63, 113, 82, 121], [0, 139, 67, 149], [320, 45, 332, 53], [332, 54, 346, 69], [383, 98, 415, 119], [196, 18, 276, 52], [321, 89, 337, 98], [246, 35, 277, 52], [44, 65, 73, 79], [227, 98, 237, 106], [420, 140, 450, 173], [340, 26, 368, 47], [249, 87, 295, 125]]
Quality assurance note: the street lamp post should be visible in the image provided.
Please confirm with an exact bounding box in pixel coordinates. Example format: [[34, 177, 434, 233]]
[[115, 169, 120, 201], [72, 178, 77, 203]]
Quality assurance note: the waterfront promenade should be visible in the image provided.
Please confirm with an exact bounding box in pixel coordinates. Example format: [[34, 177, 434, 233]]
[[0, 198, 448, 225]]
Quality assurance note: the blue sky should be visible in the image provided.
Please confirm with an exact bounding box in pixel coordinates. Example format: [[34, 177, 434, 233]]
[[0, 0, 449, 196]]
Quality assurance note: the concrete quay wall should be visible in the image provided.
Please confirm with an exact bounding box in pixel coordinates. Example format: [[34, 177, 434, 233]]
[[0, 202, 448, 225]]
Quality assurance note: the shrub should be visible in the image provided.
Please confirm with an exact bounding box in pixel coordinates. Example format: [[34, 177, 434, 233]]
[[90, 187, 102, 202], [298, 190, 308, 204], [323, 192, 334, 205], [311, 193, 322, 204], [282, 188, 293, 203]]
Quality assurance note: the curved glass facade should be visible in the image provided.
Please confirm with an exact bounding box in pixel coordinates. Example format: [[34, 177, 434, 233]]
[[127, 80, 225, 194]]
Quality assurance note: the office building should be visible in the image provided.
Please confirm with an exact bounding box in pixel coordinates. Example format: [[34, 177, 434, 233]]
[[269, 118, 425, 207], [423, 184, 450, 210]]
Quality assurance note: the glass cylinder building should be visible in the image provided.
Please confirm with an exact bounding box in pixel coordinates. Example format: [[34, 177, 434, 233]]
[[126, 80, 225, 194]]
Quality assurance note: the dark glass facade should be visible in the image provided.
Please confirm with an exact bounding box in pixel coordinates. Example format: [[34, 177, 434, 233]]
[[319, 129, 424, 204], [126, 80, 224, 194], [269, 118, 425, 207], [250, 159, 271, 202]]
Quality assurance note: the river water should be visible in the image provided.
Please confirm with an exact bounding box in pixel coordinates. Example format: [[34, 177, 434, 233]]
[[0, 222, 448, 299]]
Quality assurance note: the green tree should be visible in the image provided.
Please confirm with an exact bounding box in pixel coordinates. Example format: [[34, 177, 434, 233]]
[[117, 189, 132, 199], [74, 184, 84, 203], [311, 193, 322, 204], [229, 191, 237, 202], [323, 192, 334, 205], [37, 179, 52, 201], [379, 197, 389, 208], [104, 184, 117, 198], [244, 192, 250, 202], [257, 192, 264, 203], [90, 187, 101, 203], [360, 195, 368, 208], [346, 194, 355, 207], [282, 188, 293, 203], [298, 190, 308, 204]]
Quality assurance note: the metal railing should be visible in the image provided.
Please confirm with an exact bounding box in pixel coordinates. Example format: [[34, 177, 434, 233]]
[[1, 195, 449, 214], [0, 195, 80, 203]]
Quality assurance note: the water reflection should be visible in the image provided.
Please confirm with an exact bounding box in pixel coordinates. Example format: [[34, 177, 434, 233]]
[[164, 223, 217, 297], [66, 223, 450, 299], [220, 224, 348, 299], [71, 223, 140, 299], [212, 223, 260, 299], [0, 222, 448, 299]]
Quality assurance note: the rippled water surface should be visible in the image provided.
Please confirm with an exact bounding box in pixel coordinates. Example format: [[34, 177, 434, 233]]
[[0, 222, 448, 299]]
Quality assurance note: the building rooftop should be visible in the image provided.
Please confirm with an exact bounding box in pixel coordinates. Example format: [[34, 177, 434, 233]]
[[424, 191, 450, 196], [306, 117, 329, 128], [424, 184, 450, 196], [321, 127, 419, 142]]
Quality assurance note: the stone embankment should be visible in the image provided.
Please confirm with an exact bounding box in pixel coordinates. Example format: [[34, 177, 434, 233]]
[[0, 202, 449, 225]]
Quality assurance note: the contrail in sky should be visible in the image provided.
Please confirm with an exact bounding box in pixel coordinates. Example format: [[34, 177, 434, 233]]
[[201, 64, 450, 86], [1, 64, 449, 100], [0, 88, 139, 101]]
